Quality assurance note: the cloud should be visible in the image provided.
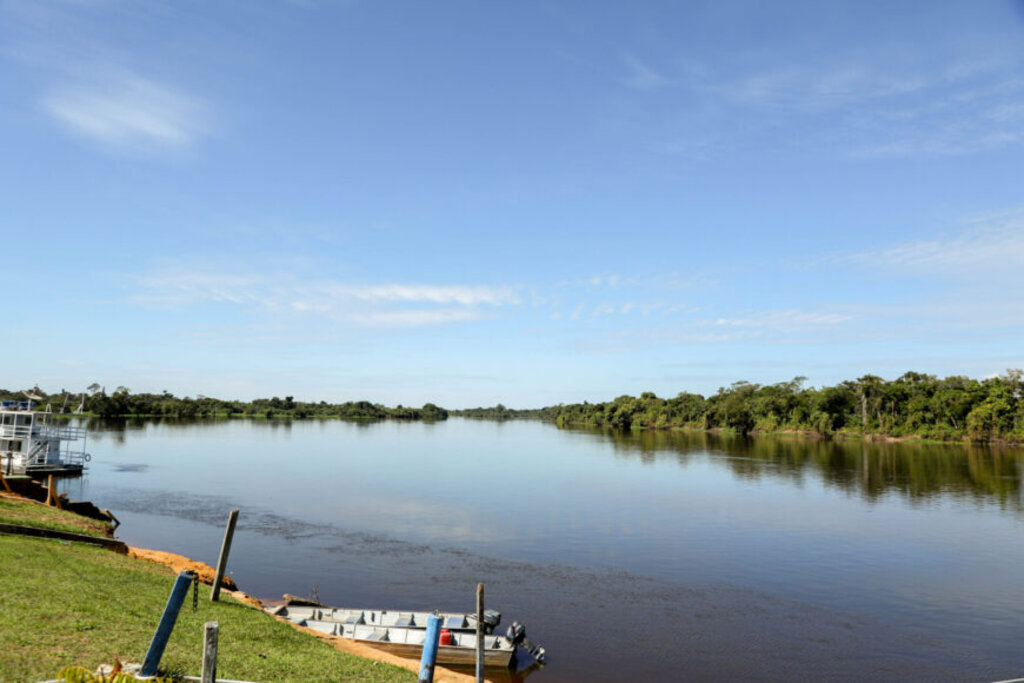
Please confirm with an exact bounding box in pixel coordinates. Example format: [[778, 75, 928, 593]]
[[622, 38, 1024, 158], [43, 73, 207, 153], [130, 267, 518, 328], [132, 271, 263, 307], [621, 54, 671, 90], [321, 284, 519, 306], [347, 309, 488, 328], [857, 212, 1024, 272], [709, 310, 854, 328]]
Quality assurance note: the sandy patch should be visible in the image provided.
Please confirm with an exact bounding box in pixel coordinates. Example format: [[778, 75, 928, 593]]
[[126, 547, 237, 589]]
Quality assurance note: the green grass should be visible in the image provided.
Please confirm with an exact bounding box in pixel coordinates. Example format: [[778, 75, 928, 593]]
[[0, 496, 113, 538], [0, 535, 415, 682]]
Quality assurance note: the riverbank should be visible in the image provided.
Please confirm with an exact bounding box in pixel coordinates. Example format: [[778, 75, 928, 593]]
[[559, 421, 1024, 448], [130, 545, 476, 683], [0, 495, 474, 682]]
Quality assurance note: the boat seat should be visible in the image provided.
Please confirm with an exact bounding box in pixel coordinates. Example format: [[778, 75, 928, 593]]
[[366, 629, 390, 642], [343, 612, 366, 625], [445, 615, 467, 629], [394, 614, 416, 627], [306, 621, 336, 636]]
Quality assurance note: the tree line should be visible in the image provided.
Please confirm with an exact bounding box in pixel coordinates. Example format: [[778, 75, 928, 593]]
[[6, 369, 1023, 442], [451, 404, 556, 420], [0, 385, 448, 422], [548, 371, 1024, 444]]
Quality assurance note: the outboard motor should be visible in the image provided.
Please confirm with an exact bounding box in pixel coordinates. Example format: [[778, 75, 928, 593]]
[[469, 609, 502, 634], [482, 609, 501, 632], [506, 620, 546, 663]]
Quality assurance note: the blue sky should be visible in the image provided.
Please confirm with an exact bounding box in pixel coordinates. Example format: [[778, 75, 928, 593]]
[[2, 0, 1023, 408]]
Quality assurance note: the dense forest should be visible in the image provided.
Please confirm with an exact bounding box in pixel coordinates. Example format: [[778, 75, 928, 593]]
[[0, 385, 448, 422], [549, 371, 1024, 443], [5, 369, 1023, 443], [451, 404, 556, 420]]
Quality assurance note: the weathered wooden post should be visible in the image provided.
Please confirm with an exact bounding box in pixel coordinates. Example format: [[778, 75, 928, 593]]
[[0, 468, 11, 493], [202, 621, 219, 683], [46, 475, 62, 509], [475, 583, 485, 683], [211, 508, 239, 602], [141, 571, 196, 676], [418, 614, 442, 683]]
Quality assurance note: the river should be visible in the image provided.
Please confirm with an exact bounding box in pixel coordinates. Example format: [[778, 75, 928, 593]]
[[60, 418, 1024, 681]]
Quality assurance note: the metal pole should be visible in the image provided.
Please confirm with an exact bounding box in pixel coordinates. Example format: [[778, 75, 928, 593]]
[[202, 621, 219, 683], [141, 571, 195, 676], [418, 614, 442, 683], [475, 583, 485, 682], [211, 508, 239, 601]]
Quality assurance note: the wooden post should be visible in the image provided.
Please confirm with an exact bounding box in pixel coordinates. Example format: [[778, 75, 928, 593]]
[[141, 571, 195, 676], [418, 614, 442, 683], [46, 475, 62, 509], [0, 469, 11, 493], [475, 583, 485, 683], [201, 621, 219, 683], [211, 508, 239, 602]]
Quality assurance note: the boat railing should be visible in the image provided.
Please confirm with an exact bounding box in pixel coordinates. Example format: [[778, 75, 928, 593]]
[[36, 423, 88, 441], [0, 424, 86, 440], [26, 441, 48, 464], [0, 424, 34, 439]]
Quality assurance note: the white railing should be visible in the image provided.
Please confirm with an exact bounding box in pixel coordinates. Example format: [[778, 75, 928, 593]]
[[27, 441, 48, 464], [37, 424, 87, 440], [0, 423, 85, 441], [0, 424, 33, 439]]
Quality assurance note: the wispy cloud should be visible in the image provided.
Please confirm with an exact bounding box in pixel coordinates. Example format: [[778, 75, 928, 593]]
[[347, 309, 489, 328], [43, 73, 207, 153], [708, 310, 853, 328], [316, 284, 519, 306], [855, 210, 1024, 272], [620, 54, 671, 90], [566, 306, 858, 354], [617, 38, 1024, 158], [133, 271, 263, 307], [2, 1, 211, 156], [130, 267, 518, 328]]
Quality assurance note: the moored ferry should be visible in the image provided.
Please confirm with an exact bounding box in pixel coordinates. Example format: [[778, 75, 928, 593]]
[[0, 400, 89, 477]]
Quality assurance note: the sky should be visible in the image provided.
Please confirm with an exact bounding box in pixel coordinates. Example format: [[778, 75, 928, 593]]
[[2, 0, 1024, 408]]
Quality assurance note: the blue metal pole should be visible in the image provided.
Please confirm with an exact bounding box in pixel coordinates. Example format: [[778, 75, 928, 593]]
[[418, 614, 442, 683], [141, 571, 194, 676]]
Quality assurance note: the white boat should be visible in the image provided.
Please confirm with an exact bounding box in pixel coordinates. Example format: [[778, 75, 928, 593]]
[[268, 605, 501, 632], [267, 604, 545, 667], [0, 400, 90, 477], [301, 619, 517, 667]]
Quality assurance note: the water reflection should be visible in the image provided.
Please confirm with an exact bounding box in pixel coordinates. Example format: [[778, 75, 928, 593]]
[[573, 427, 1024, 510], [66, 418, 1024, 681]]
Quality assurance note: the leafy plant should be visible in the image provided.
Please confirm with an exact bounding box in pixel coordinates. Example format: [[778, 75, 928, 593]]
[[56, 663, 180, 682]]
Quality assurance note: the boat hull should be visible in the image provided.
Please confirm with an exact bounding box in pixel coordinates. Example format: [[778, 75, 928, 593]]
[[352, 640, 513, 667], [270, 605, 495, 632], [290, 615, 517, 668]]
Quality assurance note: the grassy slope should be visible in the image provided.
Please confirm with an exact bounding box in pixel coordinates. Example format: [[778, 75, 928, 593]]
[[0, 535, 414, 682], [0, 496, 112, 537]]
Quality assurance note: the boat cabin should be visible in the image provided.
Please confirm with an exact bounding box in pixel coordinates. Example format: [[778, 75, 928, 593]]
[[0, 400, 88, 476]]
